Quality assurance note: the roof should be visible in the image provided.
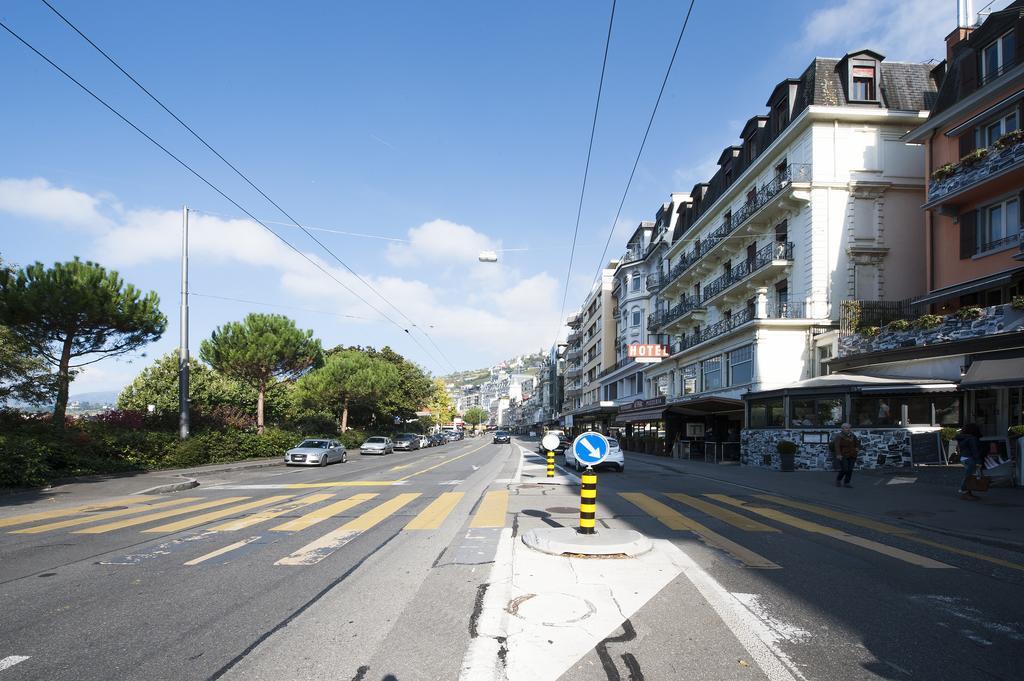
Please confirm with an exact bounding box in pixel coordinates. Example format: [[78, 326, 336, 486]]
[[797, 58, 938, 112], [773, 374, 954, 390]]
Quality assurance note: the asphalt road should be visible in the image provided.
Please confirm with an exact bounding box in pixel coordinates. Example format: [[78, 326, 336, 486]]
[[1, 436, 1022, 681]]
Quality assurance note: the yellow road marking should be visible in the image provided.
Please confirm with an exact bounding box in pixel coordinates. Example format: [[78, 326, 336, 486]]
[[209, 494, 335, 531], [389, 464, 413, 471], [283, 481, 395, 488], [706, 495, 954, 569], [275, 493, 421, 566], [271, 493, 378, 532], [620, 493, 779, 569], [0, 497, 149, 529], [74, 497, 251, 534], [469, 490, 508, 528], [398, 443, 490, 481], [756, 494, 1024, 572], [405, 492, 465, 530], [142, 496, 293, 534], [664, 493, 779, 532], [184, 537, 261, 566], [11, 498, 198, 534]]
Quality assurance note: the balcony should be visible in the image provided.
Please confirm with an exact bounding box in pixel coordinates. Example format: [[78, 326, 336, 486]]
[[598, 356, 633, 378], [619, 246, 644, 265], [660, 163, 810, 295], [564, 343, 582, 360], [646, 272, 667, 293], [668, 300, 808, 356], [564, 363, 583, 378], [648, 296, 706, 333], [926, 134, 1024, 208], [566, 330, 582, 344], [700, 241, 794, 306]]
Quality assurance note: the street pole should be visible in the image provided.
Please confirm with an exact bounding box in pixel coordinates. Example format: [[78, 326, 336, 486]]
[[179, 205, 190, 440]]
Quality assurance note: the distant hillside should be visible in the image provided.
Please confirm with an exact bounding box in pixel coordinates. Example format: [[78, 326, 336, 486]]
[[443, 350, 547, 386]]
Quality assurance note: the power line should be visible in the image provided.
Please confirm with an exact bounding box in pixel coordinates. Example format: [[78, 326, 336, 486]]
[[0, 18, 446, 373], [37, 0, 457, 373], [589, 0, 697, 287], [554, 0, 616, 345], [191, 292, 379, 321]]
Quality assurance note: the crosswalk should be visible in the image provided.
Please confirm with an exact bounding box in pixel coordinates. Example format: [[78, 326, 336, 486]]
[[3, 486, 1021, 573]]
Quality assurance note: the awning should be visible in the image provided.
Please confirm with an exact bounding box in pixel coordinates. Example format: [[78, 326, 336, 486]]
[[666, 396, 744, 414], [961, 356, 1024, 387], [614, 407, 666, 424], [913, 267, 1023, 305]]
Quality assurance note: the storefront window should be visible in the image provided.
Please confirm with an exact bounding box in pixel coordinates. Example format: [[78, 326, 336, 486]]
[[1010, 388, 1023, 427], [750, 398, 785, 428], [790, 397, 843, 427], [728, 346, 753, 386], [852, 394, 962, 427], [703, 356, 722, 390]]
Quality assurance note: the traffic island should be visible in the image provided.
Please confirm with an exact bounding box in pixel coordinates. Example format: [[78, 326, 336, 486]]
[[520, 527, 652, 558]]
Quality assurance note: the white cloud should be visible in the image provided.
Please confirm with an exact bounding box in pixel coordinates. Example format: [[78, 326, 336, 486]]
[[385, 218, 498, 266], [801, 0, 1015, 63], [0, 177, 113, 230]]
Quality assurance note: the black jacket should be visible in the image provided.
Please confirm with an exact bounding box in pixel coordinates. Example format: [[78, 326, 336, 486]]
[[955, 433, 981, 460]]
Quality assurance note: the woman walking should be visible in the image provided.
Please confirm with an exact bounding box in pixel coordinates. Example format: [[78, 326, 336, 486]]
[[955, 423, 983, 500]]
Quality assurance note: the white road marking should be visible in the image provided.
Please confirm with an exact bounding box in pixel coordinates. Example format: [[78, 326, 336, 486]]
[[731, 593, 811, 643], [439, 480, 464, 485], [0, 656, 30, 671]]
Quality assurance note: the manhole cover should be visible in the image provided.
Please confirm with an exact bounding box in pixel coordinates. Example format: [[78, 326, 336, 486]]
[[507, 592, 596, 626], [546, 507, 578, 514]]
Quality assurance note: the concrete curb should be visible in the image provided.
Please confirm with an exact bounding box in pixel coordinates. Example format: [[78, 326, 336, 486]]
[[183, 459, 284, 476], [521, 527, 652, 557], [133, 477, 200, 495]]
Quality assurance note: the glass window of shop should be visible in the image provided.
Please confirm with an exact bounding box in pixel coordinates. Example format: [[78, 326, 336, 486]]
[[749, 398, 785, 428], [790, 396, 844, 427], [851, 394, 961, 428], [702, 356, 723, 390]]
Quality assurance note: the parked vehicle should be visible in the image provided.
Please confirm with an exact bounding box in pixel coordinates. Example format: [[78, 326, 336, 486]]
[[429, 433, 447, 447], [418, 434, 430, 449], [284, 439, 347, 466], [493, 430, 511, 444], [360, 436, 394, 455], [564, 436, 624, 472], [394, 433, 421, 451]]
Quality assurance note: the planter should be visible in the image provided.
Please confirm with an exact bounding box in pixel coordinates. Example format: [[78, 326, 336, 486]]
[[779, 451, 795, 472]]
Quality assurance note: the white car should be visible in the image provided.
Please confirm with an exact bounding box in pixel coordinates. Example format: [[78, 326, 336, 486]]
[[418, 435, 430, 449], [565, 436, 625, 472], [284, 439, 347, 466]]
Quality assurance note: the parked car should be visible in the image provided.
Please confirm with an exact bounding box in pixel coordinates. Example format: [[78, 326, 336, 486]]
[[284, 439, 347, 466], [394, 433, 421, 451], [360, 436, 393, 455], [418, 434, 430, 449], [564, 436, 624, 472], [493, 430, 511, 444], [428, 433, 446, 447]]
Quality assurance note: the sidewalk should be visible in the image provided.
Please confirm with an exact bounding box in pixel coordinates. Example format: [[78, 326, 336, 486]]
[[624, 450, 1024, 552], [0, 457, 283, 515]]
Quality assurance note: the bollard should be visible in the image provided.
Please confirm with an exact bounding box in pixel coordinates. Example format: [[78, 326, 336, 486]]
[[546, 450, 555, 478], [579, 467, 597, 534]]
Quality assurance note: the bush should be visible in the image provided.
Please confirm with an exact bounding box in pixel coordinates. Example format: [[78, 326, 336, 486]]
[[887, 319, 911, 332], [959, 148, 989, 167], [339, 428, 369, 449], [1011, 295, 1024, 311], [1009, 425, 1024, 440], [954, 306, 983, 321], [939, 426, 960, 442], [931, 163, 957, 181], [776, 440, 798, 455], [993, 129, 1024, 150], [858, 326, 881, 337], [291, 413, 339, 436], [914, 314, 943, 329]]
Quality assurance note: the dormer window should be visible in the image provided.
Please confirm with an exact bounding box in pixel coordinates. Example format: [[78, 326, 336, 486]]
[[981, 30, 1016, 85], [772, 99, 788, 134], [851, 62, 877, 101]]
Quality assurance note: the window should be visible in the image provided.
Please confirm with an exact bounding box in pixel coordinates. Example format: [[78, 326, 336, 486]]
[[850, 62, 876, 101], [974, 108, 1019, 148], [981, 31, 1016, 82], [631, 273, 641, 292], [728, 345, 753, 386], [631, 308, 641, 327], [816, 345, 833, 377], [702, 356, 723, 390], [773, 101, 788, 135], [790, 397, 844, 428], [849, 395, 960, 427], [749, 398, 785, 428], [977, 197, 1020, 252]]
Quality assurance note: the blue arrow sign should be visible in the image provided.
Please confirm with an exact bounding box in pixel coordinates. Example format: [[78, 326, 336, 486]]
[[572, 432, 609, 466]]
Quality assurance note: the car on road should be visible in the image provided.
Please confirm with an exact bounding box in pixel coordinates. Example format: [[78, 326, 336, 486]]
[[284, 439, 347, 466], [418, 434, 430, 449], [564, 436, 625, 472], [428, 433, 446, 447], [360, 436, 394, 455], [394, 433, 421, 451], [492, 430, 511, 444]]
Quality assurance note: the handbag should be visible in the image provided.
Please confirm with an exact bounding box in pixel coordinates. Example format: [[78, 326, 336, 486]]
[[965, 473, 990, 492]]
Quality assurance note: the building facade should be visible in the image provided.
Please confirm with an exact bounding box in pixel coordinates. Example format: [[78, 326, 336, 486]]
[[561, 267, 617, 434]]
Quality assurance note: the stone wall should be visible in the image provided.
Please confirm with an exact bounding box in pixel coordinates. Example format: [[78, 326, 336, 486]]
[[839, 304, 1024, 357], [741, 427, 912, 470]]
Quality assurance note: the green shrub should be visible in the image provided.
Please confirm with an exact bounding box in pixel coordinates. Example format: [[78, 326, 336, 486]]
[[290, 413, 339, 436], [339, 428, 369, 449], [1009, 425, 1024, 440], [993, 129, 1024, 150], [1011, 295, 1024, 311], [914, 314, 943, 329], [939, 426, 960, 442], [887, 319, 911, 331], [959, 148, 989, 167], [858, 326, 881, 337], [776, 440, 798, 455], [954, 306, 983, 321], [931, 163, 957, 181]]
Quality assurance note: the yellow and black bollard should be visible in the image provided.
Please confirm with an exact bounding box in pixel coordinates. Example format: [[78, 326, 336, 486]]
[[546, 450, 555, 478], [579, 467, 597, 534]]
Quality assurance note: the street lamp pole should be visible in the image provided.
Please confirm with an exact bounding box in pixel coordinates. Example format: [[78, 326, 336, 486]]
[[179, 205, 190, 439]]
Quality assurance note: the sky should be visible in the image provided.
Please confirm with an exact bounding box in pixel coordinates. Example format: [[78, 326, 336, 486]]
[[0, 0, 999, 394]]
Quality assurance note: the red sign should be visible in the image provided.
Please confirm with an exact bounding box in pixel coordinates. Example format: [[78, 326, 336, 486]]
[[627, 344, 670, 359]]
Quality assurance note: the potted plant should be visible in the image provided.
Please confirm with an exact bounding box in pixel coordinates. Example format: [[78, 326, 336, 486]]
[[777, 439, 798, 472], [931, 163, 957, 182], [959, 147, 989, 168]]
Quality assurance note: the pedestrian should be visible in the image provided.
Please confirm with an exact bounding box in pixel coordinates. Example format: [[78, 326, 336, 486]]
[[955, 423, 983, 500], [831, 423, 859, 488]]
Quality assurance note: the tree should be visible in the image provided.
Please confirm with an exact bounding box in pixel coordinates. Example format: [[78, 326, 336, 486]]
[[463, 406, 488, 427], [199, 313, 321, 434], [327, 345, 434, 426], [117, 351, 254, 414], [293, 349, 400, 432], [425, 378, 455, 425], [0, 253, 57, 408], [0, 258, 167, 425]]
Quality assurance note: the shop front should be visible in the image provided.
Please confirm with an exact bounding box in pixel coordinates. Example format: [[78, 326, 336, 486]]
[[566, 404, 619, 438], [960, 353, 1024, 485], [613, 396, 666, 455], [663, 395, 745, 462]]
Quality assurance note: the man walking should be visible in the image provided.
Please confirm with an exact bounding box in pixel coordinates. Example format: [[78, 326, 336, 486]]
[[831, 423, 859, 488]]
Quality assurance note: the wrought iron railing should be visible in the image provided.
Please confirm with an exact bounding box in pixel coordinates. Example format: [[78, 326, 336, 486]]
[[978, 233, 1021, 254], [701, 241, 794, 301], [979, 55, 1020, 87], [666, 298, 807, 354], [928, 136, 1024, 203], [648, 296, 705, 331], [647, 272, 667, 292]]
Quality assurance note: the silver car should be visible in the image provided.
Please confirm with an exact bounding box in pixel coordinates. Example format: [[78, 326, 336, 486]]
[[360, 436, 394, 455], [284, 439, 347, 466]]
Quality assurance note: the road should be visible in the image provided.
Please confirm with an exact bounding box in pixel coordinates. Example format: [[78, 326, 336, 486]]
[[1, 436, 1022, 681]]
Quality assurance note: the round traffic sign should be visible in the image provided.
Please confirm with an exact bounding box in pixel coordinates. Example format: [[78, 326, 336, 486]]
[[572, 432, 609, 466], [541, 433, 560, 451]]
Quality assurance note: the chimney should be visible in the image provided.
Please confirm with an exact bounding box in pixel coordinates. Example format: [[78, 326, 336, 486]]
[[946, 0, 976, 63]]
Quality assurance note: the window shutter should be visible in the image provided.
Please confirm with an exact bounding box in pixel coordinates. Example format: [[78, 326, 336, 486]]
[[959, 50, 978, 95], [959, 210, 977, 259], [959, 131, 976, 157]]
